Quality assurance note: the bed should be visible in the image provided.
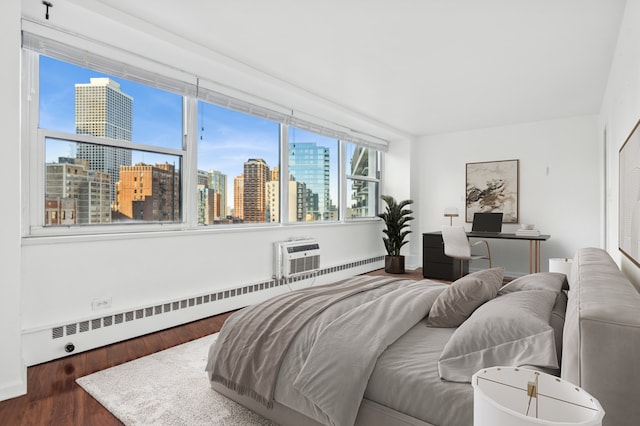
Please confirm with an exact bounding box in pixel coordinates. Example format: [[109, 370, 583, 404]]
[[206, 247, 640, 426]]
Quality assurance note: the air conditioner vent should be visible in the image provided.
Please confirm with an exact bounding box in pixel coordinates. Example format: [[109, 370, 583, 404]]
[[286, 243, 320, 253], [274, 239, 321, 278]]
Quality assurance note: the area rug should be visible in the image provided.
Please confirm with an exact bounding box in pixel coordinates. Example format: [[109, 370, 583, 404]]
[[76, 333, 277, 426]]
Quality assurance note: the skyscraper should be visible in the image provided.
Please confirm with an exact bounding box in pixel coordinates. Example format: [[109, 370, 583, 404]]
[[75, 77, 133, 203], [243, 158, 270, 223], [234, 175, 244, 220], [289, 142, 331, 221], [266, 166, 305, 222], [209, 170, 228, 218], [45, 157, 111, 224], [347, 145, 374, 218]]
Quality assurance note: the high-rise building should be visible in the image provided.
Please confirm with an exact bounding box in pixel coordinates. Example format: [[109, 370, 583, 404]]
[[197, 169, 210, 187], [195, 169, 227, 223], [289, 142, 331, 221], [197, 170, 211, 224], [347, 145, 374, 218], [45, 157, 111, 224], [115, 162, 179, 222], [266, 166, 305, 222], [209, 170, 227, 218], [243, 158, 270, 223], [234, 175, 244, 220], [75, 77, 133, 203], [197, 184, 217, 225], [267, 178, 306, 222]]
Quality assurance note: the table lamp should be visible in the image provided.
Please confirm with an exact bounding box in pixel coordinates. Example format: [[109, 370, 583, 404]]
[[473, 367, 604, 426], [444, 207, 459, 225], [549, 257, 572, 282]]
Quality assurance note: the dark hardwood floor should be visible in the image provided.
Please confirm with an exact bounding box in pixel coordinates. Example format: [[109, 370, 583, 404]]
[[0, 268, 424, 425], [0, 312, 234, 426]]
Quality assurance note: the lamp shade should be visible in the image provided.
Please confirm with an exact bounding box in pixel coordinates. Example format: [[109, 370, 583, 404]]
[[473, 367, 604, 426], [444, 207, 459, 217], [444, 207, 459, 225], [549, 258, 573, 282]]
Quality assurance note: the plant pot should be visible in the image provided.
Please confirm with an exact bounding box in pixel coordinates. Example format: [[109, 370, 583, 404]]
[[385, 255, 405, 274]]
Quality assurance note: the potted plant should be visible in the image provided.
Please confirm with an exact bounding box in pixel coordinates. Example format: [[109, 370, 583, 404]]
[[377, 195, 414, 274]]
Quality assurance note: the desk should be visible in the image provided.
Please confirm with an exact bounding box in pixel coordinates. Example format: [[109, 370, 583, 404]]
[[467, 232, 550, 274], [423, 232, 550, 278]]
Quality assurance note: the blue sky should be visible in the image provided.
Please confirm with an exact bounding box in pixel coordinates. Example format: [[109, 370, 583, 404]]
[[40, 55, 337, 210]]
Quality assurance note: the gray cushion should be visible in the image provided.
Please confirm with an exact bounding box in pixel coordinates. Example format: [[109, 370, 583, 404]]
[[498, 272, 567, 295], [563, 247, 640, 426], [497, 272, 568, 367], [438, 289, 559, 382], [426, 268, 504, 328]]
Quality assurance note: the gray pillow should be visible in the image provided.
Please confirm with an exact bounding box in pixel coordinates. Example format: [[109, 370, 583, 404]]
[[498, 272, 567, 295], [438, 289, 559, 382], [426, 268, 504, 328], [497, 272, 567, 364]]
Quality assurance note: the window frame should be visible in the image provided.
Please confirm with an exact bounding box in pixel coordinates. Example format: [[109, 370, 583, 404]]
[[22, 31, 386, 239], [345, 146, 382, 220], [24, 46, 190, 236], [32, 129, 187, 235], [194, 99, 283, 226]]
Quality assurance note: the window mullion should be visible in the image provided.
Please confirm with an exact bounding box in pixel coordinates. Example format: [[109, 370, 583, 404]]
[[339, 140, 346, 222], [40, 129, 185, 158], [345, 175, 380, 183], [24, 50, 43, 233], [182, 97, 198, 227], [281, 123, 289, 224]]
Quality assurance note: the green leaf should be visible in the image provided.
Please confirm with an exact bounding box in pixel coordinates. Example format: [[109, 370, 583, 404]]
[[378, 195, 414, 256]]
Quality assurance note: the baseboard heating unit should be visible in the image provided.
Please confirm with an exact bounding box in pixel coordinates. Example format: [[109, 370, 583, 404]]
[[23, 254, 383, 366]]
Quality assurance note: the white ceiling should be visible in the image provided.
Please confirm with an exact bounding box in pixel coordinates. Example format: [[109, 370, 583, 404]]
[[94, 0, 626, 137]]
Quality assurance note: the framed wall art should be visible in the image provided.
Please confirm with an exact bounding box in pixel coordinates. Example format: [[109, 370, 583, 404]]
[[466, 159, 519, 223], [619, 118, 640, 267]]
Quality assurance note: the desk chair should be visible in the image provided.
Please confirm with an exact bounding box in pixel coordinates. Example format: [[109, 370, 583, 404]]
[[441, 225, 492, 277]]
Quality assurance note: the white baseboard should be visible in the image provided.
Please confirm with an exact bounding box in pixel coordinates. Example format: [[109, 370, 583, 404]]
[[0, 368, 27, 402]]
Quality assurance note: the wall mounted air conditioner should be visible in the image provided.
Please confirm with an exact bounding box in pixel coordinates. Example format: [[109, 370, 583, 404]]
[[274, 239, 320, 279]]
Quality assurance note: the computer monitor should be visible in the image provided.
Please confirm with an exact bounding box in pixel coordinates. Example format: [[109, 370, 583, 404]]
[[471, 212, 503, 233]]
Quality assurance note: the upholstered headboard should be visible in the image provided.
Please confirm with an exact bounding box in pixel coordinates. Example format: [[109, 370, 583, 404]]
[[562, 247, 640, 426]]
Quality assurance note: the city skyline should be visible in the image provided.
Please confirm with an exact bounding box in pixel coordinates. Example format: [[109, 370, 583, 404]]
[[40, 55, 339, 216]]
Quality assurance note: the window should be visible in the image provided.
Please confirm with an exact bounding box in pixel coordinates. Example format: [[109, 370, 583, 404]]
[[25, 33, 387, 236], [196, 101, 280, 225], [289, 128, 339, 221], [345, 143, 380, 218], [37, 56, 184, 228], [40, 57, 183, 149]]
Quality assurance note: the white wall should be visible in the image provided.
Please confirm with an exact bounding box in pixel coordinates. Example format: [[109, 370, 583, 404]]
[[20, 222, 386, 365], [21, 225, 386, 332], [383, 136, 418, 267], [599, 0, 640, 290], [415, 115, 602, 277], [0, 0, 26, 401]]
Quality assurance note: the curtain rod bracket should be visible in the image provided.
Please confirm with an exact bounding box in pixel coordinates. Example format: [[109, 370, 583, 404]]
[[42, 1, 53, 20]]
